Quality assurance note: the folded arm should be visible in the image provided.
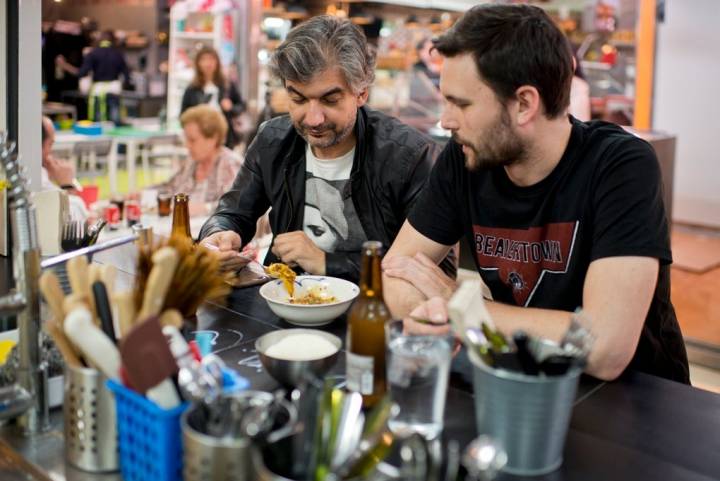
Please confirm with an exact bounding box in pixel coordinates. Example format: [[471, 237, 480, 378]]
[[383, 220, 453, 317]]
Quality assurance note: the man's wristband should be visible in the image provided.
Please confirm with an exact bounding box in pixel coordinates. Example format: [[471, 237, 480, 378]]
[[60, 184, 75, 191]]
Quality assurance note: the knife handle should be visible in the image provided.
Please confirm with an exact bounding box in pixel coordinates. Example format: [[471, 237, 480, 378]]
[[92, 281, 116, 344]]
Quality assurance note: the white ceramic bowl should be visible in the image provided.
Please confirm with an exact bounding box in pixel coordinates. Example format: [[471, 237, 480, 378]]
[[259, 275, 360, 326]]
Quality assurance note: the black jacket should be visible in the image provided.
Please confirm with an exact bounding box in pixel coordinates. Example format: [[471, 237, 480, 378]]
[[181, 82, 245, 148], [199, 106, 454, 281], [78, 46, 130, 83]]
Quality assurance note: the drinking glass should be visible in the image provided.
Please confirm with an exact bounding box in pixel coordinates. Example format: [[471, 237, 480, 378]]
[[157, 191, 172, 217], [385, 319, 452, 440]]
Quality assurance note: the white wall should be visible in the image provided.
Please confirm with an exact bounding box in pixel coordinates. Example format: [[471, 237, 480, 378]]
[[654, 0, 720, 227], [18, 0, 42, 192]]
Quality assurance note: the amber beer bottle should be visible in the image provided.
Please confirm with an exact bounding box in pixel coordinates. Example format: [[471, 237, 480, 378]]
[[346, 241, 391, 408], [170, 193, 191, 239]]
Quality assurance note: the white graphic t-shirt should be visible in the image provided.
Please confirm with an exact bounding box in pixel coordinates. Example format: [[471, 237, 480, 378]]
[[303, 145, 367, 254]]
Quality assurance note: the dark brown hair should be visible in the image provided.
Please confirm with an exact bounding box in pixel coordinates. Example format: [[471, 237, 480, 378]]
[[191, 46, 226, 89], [434, 4, 573, 118]]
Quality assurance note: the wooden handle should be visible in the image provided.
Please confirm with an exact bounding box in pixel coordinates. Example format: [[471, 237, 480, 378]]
[[66, 256, 89, 299], [113, 290, 136, 339], [44, 319, 83, 369], [39, 271, 65, 324], [159, 309, 183, 329], [100, 264, 117, 295], [138, 247, 179, 320], [62, 294, 88, 318]]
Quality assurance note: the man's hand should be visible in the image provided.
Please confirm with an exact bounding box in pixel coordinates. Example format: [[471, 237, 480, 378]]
[[201, 230, 251, 271], [403, 296, 451, 336], [220, 98, 233, 112], [45, 156, 76, 187], [383, 252, 457, 300], [271, 231, 326, 275]]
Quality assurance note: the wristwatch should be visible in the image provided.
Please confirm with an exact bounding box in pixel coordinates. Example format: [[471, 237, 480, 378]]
[[60, 184, 75, 191]]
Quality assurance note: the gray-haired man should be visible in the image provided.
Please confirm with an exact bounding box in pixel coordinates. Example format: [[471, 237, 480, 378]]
[[199, 15, 454, 282]]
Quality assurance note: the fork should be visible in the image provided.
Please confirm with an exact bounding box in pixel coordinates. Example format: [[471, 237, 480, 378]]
[[61, 220, 85, 252]]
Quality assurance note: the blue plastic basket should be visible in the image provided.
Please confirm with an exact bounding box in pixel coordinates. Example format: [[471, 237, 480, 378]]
[[106, 380, 189, 481]]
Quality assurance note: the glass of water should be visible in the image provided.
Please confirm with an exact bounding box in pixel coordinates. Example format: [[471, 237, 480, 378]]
[[385, 319, 453, 440]]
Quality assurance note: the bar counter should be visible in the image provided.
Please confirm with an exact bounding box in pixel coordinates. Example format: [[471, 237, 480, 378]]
[[1, 242, 719, 481]]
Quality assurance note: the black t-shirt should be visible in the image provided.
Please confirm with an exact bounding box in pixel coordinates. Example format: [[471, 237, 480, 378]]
[[409, 118, 689, 383]]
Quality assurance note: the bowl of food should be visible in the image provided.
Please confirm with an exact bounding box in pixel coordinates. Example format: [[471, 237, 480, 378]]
[[255, 329, 342, 388], [259, 274, 359, 326]]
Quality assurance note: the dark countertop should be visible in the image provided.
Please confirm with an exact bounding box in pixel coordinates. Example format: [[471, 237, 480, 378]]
[[1, 242, 719, 480]]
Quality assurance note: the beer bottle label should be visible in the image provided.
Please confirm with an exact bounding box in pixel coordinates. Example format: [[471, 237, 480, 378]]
[[346, 352, 374, 395]]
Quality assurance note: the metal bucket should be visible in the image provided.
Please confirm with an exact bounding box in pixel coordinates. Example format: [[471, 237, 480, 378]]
[[469, 350, 581, 476], [182, 406, 252, 481], [63, 365, 119, 472]]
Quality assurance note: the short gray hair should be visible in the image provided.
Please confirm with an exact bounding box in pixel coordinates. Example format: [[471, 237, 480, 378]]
[[269, 15, 376, 93]]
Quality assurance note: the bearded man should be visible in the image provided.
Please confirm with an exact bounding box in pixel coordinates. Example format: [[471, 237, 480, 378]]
[[382, 4, 689, 384]]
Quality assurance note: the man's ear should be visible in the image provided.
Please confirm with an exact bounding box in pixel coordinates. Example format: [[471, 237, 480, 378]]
[[357, 88, 369, 107], [514, 85, 541, 126]]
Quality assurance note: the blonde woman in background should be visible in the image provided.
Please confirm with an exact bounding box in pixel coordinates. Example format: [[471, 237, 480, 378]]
[[159, 105, 241, 216]]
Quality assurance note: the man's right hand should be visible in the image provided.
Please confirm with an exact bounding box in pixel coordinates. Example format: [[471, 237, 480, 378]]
[[201, 231, 251, 271], [45, 156, 76, 187]]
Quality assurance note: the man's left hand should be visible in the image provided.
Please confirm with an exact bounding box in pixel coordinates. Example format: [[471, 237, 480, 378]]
[[403, 296, 452, 336], [383, 252, 457, 300], [271, 231, 326, 275]]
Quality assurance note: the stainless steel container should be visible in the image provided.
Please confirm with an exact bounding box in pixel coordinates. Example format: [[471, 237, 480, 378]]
[[63, 365, 119, 472], [469, 350, 581, 476], [251, 435, 400, 481], [182, 406, 253, 481]]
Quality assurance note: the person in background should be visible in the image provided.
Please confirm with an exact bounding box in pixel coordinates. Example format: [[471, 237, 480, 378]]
[[41, 117, 88, 220], [413, 36, 441, 90], [198, 15, 455, 283], [158, 105, 241, 216], [181, 47, 245, 149], [569, 52, 591, 121], [382, 4, 688, 383], [56, 30, 130, 125]]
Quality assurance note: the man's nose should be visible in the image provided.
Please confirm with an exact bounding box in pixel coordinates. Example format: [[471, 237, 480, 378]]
[[440, 108, 458, 131], [304, 101, 325, 127]]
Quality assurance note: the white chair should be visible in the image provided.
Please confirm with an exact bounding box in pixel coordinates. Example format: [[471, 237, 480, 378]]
[[73, 139, 113, 178]]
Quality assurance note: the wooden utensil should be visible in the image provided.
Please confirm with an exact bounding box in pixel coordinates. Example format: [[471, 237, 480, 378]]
[[137, 247, 179, 320], [113, 291, 136, 338], [66, 256, 89, 299], [39, 271, 65, 323], [44, 318, 83, 369], [159, 309, 183, 329], [62, 294, 88, 318], [100, 264, 116, 294]]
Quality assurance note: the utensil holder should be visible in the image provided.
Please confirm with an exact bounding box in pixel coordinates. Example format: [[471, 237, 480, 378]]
[[469, 350, 581, 476], [63, 365, 118, 472], [107, 379, 189, 481], [182, 404, 253, 481]]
